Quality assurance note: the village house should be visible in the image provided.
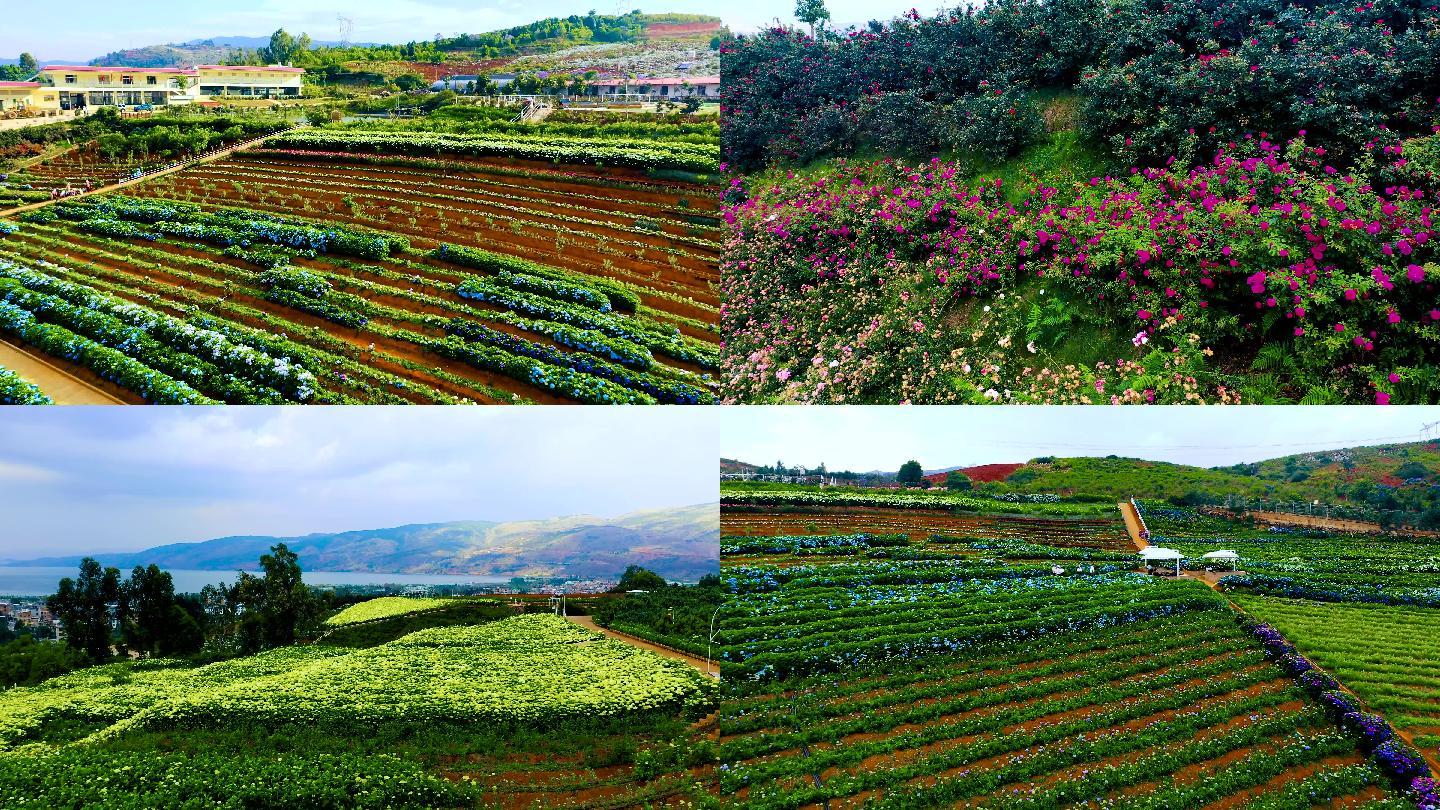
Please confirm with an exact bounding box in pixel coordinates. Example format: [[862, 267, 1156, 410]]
[[25, 65, 305, 110]]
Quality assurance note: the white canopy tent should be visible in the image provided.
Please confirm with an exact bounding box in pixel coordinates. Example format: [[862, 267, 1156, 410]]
[[1138, 546, 1184, 576], [1201, 550, 1241, 571]]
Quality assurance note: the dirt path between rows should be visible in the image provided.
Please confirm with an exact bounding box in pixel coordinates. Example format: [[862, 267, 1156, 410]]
[[0, 338, 123, 404], [567, 615, 719, 679]]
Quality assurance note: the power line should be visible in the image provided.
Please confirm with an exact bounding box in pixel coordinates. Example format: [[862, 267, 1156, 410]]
[[738, 428, 1439, 471]]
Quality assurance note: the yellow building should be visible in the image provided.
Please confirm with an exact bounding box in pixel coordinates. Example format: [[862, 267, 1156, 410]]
[[0, 81, 60, 112], [32, 65, 304, 109], [193, 65, 305, 100]]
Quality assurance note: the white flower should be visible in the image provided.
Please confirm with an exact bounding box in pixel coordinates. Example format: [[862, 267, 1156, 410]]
[[984, 388, 1000, 400], [983, 306, 991, 312], [1027, 341, 1038, 354]]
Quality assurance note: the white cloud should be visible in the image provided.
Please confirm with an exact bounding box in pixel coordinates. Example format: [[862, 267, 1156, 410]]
[[0, 460, 61, 483]]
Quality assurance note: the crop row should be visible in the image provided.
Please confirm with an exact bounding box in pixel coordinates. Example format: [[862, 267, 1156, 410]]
[[8, 212, 716, 403], [720, 488, 1112, 516], [1236, 596, 1440, 757], [720, 574, 1225, 678], [0, 363, 50, 404], [263, 129, 721, 174], [199, 158, 722, 252], [0, 261, 321, 404], [0, 615, 714, 750], [67, 190, 717, 362], [135, 162, 721, 329]]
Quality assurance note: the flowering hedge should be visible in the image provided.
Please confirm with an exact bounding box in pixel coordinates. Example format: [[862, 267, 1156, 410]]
[[721, 0, 1440, 172], [723, 137, 1440, 403], [433, 242, 643, 313], [0, 261, 318, 402], [265, 129, 721, 174], [0, 300, 213, 404], [0, 364, 50, 404]]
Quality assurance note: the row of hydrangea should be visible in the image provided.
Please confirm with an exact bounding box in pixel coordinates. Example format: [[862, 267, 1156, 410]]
[[1242, 617, 1434, 796]]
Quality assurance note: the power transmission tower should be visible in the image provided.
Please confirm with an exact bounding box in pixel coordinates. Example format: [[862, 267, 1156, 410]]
[[1422, 421, 1440, 442], [337, 15, 355, 47]]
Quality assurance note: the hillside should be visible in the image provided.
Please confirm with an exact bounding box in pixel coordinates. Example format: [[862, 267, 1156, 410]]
[[720, 458, 759, 474], [3, 504, 719, 581], [87, 12, 723, 68], [725, 440, 1440, 514]]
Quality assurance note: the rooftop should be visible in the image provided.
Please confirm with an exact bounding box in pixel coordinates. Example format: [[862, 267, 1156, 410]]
[[590, 75, 720, 87]]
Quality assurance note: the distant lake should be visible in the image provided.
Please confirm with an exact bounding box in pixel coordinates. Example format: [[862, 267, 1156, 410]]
[[0, 566, 509, 597]]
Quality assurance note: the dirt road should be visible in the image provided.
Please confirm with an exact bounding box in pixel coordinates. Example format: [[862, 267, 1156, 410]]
[[567, 615, 719, 679], [0, 338, 123, 404]]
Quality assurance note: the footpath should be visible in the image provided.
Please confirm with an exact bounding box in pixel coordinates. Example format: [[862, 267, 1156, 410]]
[[0, 124, 305, 219], [566, 614, 720, 679], [0, 338, 122, 404]]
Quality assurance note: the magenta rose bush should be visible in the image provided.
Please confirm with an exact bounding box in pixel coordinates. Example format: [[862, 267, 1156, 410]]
[[722, 136, 1439, 403]]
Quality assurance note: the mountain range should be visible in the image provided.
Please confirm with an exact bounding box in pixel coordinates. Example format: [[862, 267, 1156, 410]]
[[3, 504, 719, 582]]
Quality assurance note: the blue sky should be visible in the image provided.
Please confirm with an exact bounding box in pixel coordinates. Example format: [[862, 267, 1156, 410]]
[[721, 406, 1440, 472], [0, 408, 716, 557], [0, 0, 917, 62]]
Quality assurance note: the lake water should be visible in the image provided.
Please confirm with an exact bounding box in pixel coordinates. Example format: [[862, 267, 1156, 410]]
[[0, 566, 509, 597]]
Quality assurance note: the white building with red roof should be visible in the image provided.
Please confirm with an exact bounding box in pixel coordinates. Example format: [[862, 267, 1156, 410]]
[[31, 64, 305, 109], [586, 75, 719, 100]]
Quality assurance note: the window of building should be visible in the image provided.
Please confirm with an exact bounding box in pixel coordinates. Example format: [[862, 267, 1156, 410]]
[[146, 76, 157, 85], [122, 75, 133, 84], [64, 75, 76, 84]]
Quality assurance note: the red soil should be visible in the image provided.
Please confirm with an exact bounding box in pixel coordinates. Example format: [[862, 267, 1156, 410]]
[[923, 463, 1025, 485], [644, 22, 724, 36]]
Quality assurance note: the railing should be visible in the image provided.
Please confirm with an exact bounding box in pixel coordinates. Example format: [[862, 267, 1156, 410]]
[[1129, 497, 1151, 540], [117, 122, 306, 185]]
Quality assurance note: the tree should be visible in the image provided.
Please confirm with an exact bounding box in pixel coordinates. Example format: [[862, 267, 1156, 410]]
[[121, 565, 185, 657], [256, 543, 316, 648], [196, 544, 318, 655], [794, 0, 831, 36], [47, 558, 121, 663], [260, 29, 312, 66], [17, 53, 38, 74], [897, 460, 924, 486], [944, 471, 973, 491], [613, 566, 669, 592]]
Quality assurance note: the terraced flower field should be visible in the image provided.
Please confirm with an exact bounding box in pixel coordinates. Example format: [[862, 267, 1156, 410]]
[[0, 613, 721, 808], [1233, 597, 1440, 763], [1138, 504, 1440, 606], [715, 551, 1413, 809], [721, 488, 1131, 549], [0, 118, 720, 405]]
